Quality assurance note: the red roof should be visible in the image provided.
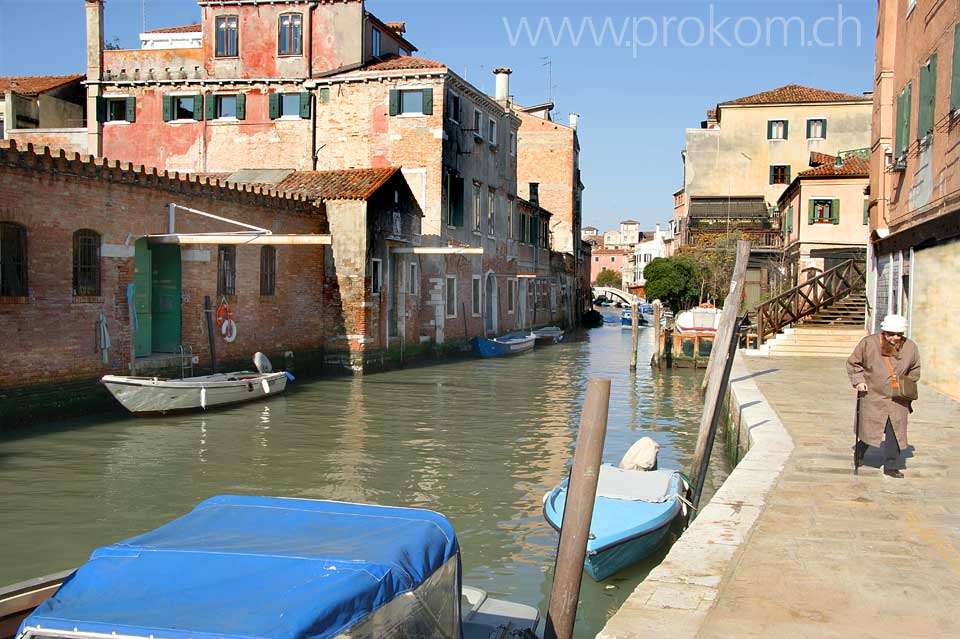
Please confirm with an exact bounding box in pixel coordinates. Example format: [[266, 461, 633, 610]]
[[721, 84, 868, 106], [0, 74, 84, 96], [361, 55, 445, 72], [144, 24, 201, 34], [809, 151, 836, 166], [385, 21, 406, 34], [798, 154, 870, 178], [276, 167, 401, 200]]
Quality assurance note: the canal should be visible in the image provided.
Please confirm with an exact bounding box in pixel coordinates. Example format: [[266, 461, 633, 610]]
[[0, 313, 728, 638]]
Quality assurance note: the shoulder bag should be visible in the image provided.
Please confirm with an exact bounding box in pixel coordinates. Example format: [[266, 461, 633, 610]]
[[883, 353, 918, 401]]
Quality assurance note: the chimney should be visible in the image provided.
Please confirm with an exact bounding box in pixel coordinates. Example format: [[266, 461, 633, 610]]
[[569, 112, 579, 130], [494, 67, 512, 103], [85, 0, 105, 158], [529, 182, 539, 206]]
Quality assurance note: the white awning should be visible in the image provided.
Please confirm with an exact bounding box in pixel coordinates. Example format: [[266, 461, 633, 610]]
[[390, 247, 483, 255], [147, 233, 331, 245]]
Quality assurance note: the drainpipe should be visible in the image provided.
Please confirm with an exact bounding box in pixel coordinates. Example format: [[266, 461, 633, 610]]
[[307, 2, 318, 169]]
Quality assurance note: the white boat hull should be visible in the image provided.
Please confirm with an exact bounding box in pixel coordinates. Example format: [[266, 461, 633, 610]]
[[101, 372, 288, 415]]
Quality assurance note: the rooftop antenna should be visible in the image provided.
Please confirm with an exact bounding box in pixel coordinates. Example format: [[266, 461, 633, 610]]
[[541, 57, 552, 103], [141, 0, 147, 32]]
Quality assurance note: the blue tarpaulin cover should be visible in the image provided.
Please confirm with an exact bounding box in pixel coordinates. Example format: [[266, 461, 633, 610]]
[[19, 495, 460, 639]]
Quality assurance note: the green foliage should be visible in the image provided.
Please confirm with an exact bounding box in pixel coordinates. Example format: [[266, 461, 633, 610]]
[[594, 269, 622, 288], [675, 233, 741, 305], [643, 257, 701, 312]]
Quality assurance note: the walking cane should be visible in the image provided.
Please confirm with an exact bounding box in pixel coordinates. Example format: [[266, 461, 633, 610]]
[[854, 392, 864, 475]]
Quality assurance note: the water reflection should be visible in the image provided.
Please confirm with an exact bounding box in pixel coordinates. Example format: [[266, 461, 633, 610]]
[[0, 316, 726, 638]]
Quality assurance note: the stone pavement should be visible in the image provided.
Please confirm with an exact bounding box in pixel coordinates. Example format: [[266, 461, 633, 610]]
[[599, 354, 960, 638]]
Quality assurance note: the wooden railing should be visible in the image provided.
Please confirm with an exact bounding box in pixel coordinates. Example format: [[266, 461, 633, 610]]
[[753, 259, 866, 344]]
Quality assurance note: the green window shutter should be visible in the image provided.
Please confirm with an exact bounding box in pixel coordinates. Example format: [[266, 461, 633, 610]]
[[268, 93, 280, 120], [388, 89, 399, 116], [895, 90, 904, 157], [193, 94, 203, 118], [821, 119, 827, 139], [319, 87, 330, 104], [919, 59, 930, 139], [928, 53, 937, 136], [162, 95, 173, 122], [806, 119, 812, 138], [422, 87, 433, 115], [787, 205, 794, 233], [863, 199, 870, 225], [769, 166, 776, 184], [767, 121, 773, 139], [204, 95, 216, 120], [831, 199, 841, 224], [904, 82, 912, 149], [235, 93, 246, 120], [299, 92, 311, 118], [95, 96, 106, 123], [783, 120, 789, 139], [808, 201, 816, 224], [125, 96, 136, 123], [952, 25, 960, 113], [785, 165, 791, 183]]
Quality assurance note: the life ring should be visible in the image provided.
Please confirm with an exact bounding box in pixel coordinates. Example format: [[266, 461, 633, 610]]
[[221, 318, 238, 343], [216, 300, 234, 329]]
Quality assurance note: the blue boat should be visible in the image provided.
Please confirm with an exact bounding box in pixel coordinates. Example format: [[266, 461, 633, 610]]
[[15, 495, 539, 639], [543, 467, 684, 581], [472, 331, 536, 357], [621, 304, 655, 329]]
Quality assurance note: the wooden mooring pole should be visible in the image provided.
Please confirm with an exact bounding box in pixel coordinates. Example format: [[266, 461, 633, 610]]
[[204, 295, 217, 374], [700, 240, 751, 394], [629, 300, 639, 371], [544, 377, 611, 639]]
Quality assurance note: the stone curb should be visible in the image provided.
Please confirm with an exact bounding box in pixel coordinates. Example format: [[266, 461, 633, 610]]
[[596, 353, 794, 638]]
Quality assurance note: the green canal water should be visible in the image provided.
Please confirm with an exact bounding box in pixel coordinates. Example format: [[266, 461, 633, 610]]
[[0, 314, 728, 637]]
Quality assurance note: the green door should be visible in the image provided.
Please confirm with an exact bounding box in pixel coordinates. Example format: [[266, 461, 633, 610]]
[[151, 244, 182, 353], [133, 238, 152, 357]]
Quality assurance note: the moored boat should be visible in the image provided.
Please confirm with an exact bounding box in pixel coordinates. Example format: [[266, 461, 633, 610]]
[[543, 465, 684, 581], [12, 495, 539, 639], [101, 353, 289, 415], [472, 331, 536, 357], [532, 326, 564, 345]]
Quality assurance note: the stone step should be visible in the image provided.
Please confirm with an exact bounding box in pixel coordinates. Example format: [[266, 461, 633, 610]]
[[773, 335, 864, 344], [787, 327, 865, 335], [768, 343, 859, 353]]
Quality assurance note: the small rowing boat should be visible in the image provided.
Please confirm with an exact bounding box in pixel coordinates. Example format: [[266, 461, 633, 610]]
[[532, 326, 564, 345], [471, 331, 536, 357]]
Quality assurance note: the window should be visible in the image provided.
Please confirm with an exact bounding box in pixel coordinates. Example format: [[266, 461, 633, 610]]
[[0, 222, 27, 297], [447, 92, 462, 123], [768, 120, 787, 139], [918, 53, 938, 141], [372, 28, 382, 57], [215, 15, 238, 57], [371, 258, 382, 294], [863, 199, 870, 226], [602, 266, 607, 272], [644, 254, 652, 263], [281, 93, 300, 117], [72, 229, 101, 296], [509, 131, 516, 155], [472, 276, 481, 316], [445, 275, 457, 318], [447, 173, 465, 226], [807, 118, 826, 139], [217, 245, 236, 296], [278, 13, 302, 56], [770, 165, 791, 185], [409, 263, 418, 295], [473, 184, 482, 232], [488, 117, 497, 144], [473, 108, 482, 135], [594, 256, 599, 262], [175, 96, 197, 120], [507, 199, 514, 239], [260, 246, 276, 295], [895, 81, 913, 160], [507, 279, 516, 314], [520, 214, 528, 243], [269, 92, 309, 119], [487, 189, 495, 235], [389, 88, 432, 116], [216, 95, 238, 119], [103, 97, 134, 123], [808, 198, 840, 224], [0, 115, 4, 139]]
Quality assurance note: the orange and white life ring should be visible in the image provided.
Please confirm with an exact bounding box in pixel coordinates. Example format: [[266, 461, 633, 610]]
[[221, 318, 238, 343], [216, 300, 237, 342]]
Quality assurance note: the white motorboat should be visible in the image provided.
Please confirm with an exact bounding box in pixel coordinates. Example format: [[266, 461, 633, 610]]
[[102, 353, 289, 416]]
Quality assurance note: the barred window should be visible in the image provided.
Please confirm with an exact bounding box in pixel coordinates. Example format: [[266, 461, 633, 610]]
[[0, 222, 27, 296], [260, 246, 276, 295], [217, 245, 236, 295], [72, 229, 101, 296]]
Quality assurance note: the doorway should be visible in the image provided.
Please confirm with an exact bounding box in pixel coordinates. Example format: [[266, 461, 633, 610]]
[[484, 272, 497, 335], [133, 239, 182, 356]]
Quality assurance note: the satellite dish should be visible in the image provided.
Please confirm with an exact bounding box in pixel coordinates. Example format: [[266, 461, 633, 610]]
[[253, 352, 272, 373]]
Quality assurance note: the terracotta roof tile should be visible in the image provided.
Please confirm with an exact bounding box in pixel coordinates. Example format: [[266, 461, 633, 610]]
[[798, 154, 869, 178], [385, 21, 406, 34], [145, 23, 201, 34], [362, 54, 445, 72], [276, 167, 400, 200], [0, 74, 85, 96], [720, 84, 867, 106], [809, 151, 836, 166]]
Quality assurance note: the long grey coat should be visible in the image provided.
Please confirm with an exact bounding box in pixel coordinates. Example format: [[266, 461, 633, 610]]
[[846, 335, 921, 447]]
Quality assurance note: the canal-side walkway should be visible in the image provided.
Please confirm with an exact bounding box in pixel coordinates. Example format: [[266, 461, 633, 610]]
[[599, 353, 960, 638]]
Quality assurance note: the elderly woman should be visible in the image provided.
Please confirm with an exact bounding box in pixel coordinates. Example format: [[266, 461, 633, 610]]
[[846, 314, 921, 478]]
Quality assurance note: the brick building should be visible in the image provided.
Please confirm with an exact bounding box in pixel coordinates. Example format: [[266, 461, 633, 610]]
[[0, 140, 331, 426], [1, 75, 87, 152]]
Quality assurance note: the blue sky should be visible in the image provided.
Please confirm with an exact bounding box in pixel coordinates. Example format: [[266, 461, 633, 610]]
[[0, 0, 877, 232]]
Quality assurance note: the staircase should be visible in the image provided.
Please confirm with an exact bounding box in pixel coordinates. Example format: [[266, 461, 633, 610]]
[[758, 293, 866, 357], [796, 292, 867, 327]]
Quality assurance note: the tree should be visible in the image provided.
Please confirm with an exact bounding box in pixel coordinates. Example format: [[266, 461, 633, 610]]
[[675, 232, 740, 305], [643, 257, 701, 312], [594, 269, 622, 288], [104, 37, 123, 51]]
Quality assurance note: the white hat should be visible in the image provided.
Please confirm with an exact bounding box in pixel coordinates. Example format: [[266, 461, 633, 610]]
[[880, 314, 908, 333]]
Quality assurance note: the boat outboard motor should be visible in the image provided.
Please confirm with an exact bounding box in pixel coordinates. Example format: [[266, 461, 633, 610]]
[[620, 437, 659, 471], [253, 352, 273, 373]]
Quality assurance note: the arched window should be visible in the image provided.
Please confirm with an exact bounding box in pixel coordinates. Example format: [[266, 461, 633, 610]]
[[260, 246, 276, 295], [73, 229, 101, 296], [0, 222, 27, 296]]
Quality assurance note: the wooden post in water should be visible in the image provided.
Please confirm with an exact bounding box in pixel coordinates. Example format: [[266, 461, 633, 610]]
[[701, 240, 752, 393], [544, 377, 611, 639], [204, 295, 217, 374], [629, 300, 639, 371]]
